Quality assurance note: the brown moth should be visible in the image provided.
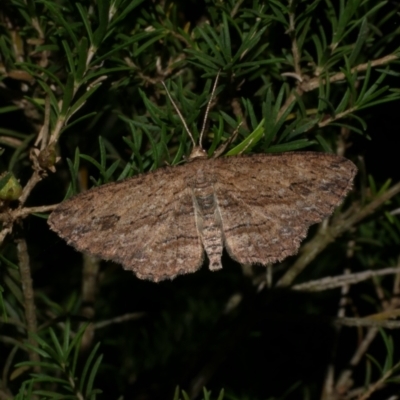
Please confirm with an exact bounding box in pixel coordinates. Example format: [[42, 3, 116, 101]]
[[48, 75, 357, 282]]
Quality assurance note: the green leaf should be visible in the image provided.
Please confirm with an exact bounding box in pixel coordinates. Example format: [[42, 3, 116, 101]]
[[61, 74, 75, 116], [315, 134, 332, 152], [76, 37, 90, 82], [104, 160, 120, 181], [8, 133, 36, 171], [42, 0, 79, 47], [70, 323, 90, 375], [225, 119, 264, 156], [172, 386, 180, 400], [21, 342, 51, 359], [66, 83, 102, 122], [0, 105, 20, 114], [207, 116, 225, 156], [379, 329, 394, 374], [109, 0, 146, 28], [181, 390, 190, 400], [76, 3, 95, 46], [0, 254, 19, 270], [365, 354, 381, 377], [0, 172, 12, 192], [61, 40, 76, 75], [98, 136, 107, 172], [216, 388, 225, 400], [348, 18, 369, 65], [80, 342, 101, 393], [93, 0, 110, 46], [65, 147, 81, 197], [267, 139, 315, 152], [0, 285, 7, 322], [60, 112, 98, 134], [30, 390, 77, 399], [49, 327, 65, 362], [85, 354, 103, 397], [133, 32, 169, 57], [62, 319, 71, 357], [80, 154, 104, 177]]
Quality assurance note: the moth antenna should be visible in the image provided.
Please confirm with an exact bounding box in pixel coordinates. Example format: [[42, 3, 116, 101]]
[[161, 81, 196, 148], [199, 70, 221, 146]]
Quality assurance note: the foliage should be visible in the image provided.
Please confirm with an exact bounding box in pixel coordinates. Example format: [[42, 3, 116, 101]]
[[0, 0, 400, 399]]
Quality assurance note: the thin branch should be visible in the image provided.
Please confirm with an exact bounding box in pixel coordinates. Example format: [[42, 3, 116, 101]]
[[336, 327, 379, 394], [34, 95, 50, 150], [293, 265, 400, 292], [0, 204, 58, 223], [287, 0, 302, 77], [93, 312, 145, 330], [278, 53, 398, 119], [80, 254, 100, 352], [305, 54, 399, 92], [318, 107, 358, 128], [16, 237, 40, 373], [18, 169, 42, 206], [333, 318, 400, 330], [321, 268, 352, 400], [351, 367, 400, 400], [0, 225, 13, 248], [0, 204, 58, 247], [230, 97, 248, 130]]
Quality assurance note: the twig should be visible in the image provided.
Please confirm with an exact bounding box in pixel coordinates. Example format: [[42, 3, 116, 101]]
[[18, 169, 42, 206], [287, 0, 302, 77], [0, 204, 58, 223], [333, 318, 400, 330], [334, 268, 400, 396], [357, 361, 400, 400], [230, 0, 244, 18], [293, 266, 400, 292], [321, 269, 352, 400], [318, 107, 358, 128], [34, 96, 50, 149], [80, 254, 101, 352], [0, 204, 58, 247], [278, 53, 398, 119], [336, 327, 379, 394], [93, 312, 145, 330], [0, 225, 13, 248], [16, 237, 40, 372], [230, 96, 247, 123], [335, 279, 400, 395], [347, 374, 400, 399]]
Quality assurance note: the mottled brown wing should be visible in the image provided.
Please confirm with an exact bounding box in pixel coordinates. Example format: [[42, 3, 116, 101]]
[[48, 166, 204, 282], [212, 152, 356, 265]]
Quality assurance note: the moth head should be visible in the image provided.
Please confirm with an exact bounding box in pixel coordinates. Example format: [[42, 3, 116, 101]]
[[189, 146, 208, 160]]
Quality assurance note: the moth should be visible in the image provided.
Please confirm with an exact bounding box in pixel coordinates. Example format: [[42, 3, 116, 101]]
[[48, 74, 357, 282]]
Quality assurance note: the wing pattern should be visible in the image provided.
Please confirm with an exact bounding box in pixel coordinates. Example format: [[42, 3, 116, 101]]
[[48, 165, 204, 281], [212, 152, 356, 264], [49, 152, 356, 281]]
